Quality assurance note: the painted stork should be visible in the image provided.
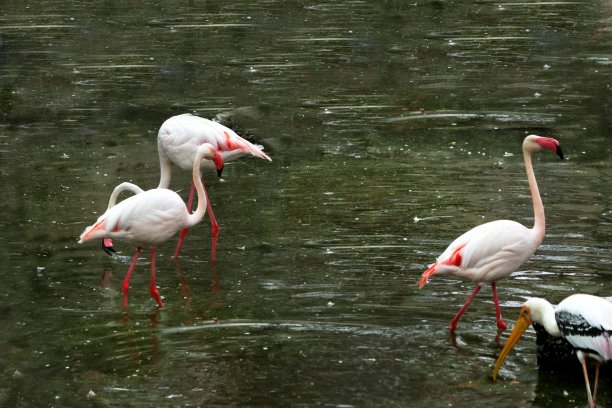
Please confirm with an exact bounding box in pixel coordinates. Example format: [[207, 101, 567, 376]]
[[492, 294, 612, 408]]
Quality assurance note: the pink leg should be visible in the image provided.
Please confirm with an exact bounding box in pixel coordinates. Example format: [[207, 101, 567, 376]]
[[580, 355, 594, 407], [205, 185, 219, 262], [149, 248, 164, 308], [592, 361, 600, 408], [491, 282, 507, 331], [122, 248, 142, 308], [173, 182, 196, 258], [449, 285, 481, 332]]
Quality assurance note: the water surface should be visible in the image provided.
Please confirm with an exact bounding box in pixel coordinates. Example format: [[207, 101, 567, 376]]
[[1, 1, 611, 407]]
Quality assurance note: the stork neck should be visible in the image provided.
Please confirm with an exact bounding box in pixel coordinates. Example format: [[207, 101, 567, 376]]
[[524, 149, 545, 242], [539, 301, 562, 337]]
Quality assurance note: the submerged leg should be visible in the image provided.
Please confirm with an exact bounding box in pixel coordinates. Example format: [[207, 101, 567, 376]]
[[122, 247, 142, 307], [149, 248, 164, 308], [491, 282, 507, 331], [449, 285, 481, 332], [579, 353, 594, 407], [204, 185, 219, 262], [173, 182, 196, 258]]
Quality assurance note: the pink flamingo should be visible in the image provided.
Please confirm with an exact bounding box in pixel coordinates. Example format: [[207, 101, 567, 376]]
[[103, 113, 271, 260], [419, 135, 564, 332], [80, 143, 224, 307]]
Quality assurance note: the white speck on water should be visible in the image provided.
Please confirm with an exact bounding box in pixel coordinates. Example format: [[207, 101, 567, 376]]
[[327, 301, 335, 307], [87, 390, 96, 398]]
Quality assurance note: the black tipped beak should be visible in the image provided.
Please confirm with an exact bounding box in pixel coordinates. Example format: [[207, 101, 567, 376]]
[[102, 240, 116, 256], [556, 145, 564, 160], [217, 165, 224, 178]]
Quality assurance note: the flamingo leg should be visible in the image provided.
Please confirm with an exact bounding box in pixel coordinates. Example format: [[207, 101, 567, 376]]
[[491, 282, 507, 331], [122, 247, 142, 307], [580, 354, 594, 407], [173, 181, 196, 258], [149, 248, 164, 307], [449, 285, 481, 332], [204, 184, 219, 262]]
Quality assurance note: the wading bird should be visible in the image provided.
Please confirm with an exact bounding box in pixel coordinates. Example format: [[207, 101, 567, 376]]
[[492, 294, 612, 408], [418, 135, 563, 332], [156, 113, 271, 260], [80, 143, 224, 307], [103, 113, 271, 260]]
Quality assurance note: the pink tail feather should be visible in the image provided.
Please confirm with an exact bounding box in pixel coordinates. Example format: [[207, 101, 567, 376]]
[[79, 219, 108, 243]]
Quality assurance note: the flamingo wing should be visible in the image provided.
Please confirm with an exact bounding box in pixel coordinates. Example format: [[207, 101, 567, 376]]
[[421, 219, 539, 285]]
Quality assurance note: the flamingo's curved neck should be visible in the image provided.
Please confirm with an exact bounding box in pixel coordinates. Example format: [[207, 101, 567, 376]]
[[523, 149, 545, 243], [185, 147, 209, 228], [107, 182, 144, 209], [158, 157, 172, 189]]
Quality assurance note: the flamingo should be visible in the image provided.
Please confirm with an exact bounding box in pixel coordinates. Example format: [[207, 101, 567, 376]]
[[418, 135, 563, 332], [104, 113, 272, 260], [79, 143, 225, 307], [492, 294, 612, 408]]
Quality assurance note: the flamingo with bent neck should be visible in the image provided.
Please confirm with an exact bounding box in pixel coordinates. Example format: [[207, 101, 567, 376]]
[[79, 143, 224, 307]]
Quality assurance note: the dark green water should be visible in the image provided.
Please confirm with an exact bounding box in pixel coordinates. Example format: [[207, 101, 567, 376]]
[[1, 1, 610, 407]]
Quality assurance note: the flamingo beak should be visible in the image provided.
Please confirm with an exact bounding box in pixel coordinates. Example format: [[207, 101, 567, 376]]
[[213, 151, 225, 178], [536, 137, 563, 160], [492, 307, 532, 381], [102, 238, 116, 256], [555, 145, 564, 160]]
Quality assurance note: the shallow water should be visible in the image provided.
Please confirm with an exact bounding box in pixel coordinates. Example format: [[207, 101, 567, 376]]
[[1, 1, 611, 407]]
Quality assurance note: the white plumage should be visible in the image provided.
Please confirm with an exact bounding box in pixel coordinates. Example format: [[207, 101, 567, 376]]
[[157, 113, 271, 186]]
